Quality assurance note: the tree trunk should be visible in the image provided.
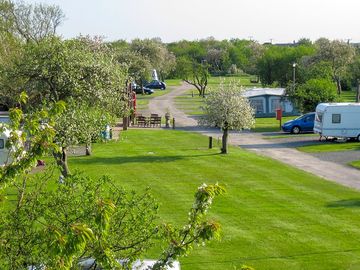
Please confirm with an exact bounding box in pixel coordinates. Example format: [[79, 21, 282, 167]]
[[357, 80, 360, 103], [221, 128, 229, 154], [335, 77, 342, 95], [85, 143, 92, 156], [53, 147, 71, 177]]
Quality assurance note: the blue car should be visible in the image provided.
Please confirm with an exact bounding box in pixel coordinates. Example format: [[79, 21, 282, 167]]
[[281, 112, 315, 134]]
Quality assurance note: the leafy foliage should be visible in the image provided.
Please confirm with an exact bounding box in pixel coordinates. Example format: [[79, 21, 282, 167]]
[[0, 93, 65, 189], [0, 172, 159, 269], [287, 78, 338, 113]]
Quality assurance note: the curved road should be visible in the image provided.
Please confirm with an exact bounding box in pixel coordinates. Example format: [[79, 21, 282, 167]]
[[146, 83, 360, 190]]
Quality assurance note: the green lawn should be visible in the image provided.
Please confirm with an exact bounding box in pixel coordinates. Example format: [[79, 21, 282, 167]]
[[263, 133, 318, 140], [165, 79, 182, 86], [207, 74, 261, 88], [252, 116, 296, 132], [67, 129, 360, 270], [339, 90, 357, 102], [350, 160, 360, 169], [298, 141, 360, 153]]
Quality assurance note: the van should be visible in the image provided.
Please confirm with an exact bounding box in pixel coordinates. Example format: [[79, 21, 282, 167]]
[[314, 103, 360, 141]]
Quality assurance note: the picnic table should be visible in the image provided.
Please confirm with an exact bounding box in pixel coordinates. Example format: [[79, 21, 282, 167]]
[[136, 114, 161, 127]]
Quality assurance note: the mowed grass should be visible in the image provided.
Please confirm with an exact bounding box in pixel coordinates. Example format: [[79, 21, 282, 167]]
[[207, 74, 261, 87], [253, 116, 296, 132], [350, 160, 360, 169], [69, 129, 360, 270], [298, 141, 360, 153], [339, 90, 357, 102]]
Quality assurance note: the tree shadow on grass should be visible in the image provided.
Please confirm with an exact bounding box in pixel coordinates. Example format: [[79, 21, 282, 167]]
[[70, 153, 220, 165], [327, 199, 360, 208]]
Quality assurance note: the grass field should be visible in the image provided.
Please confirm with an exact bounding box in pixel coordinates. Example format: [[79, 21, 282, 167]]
[[339, 90, 357, 102], [66, 129, 360, 270], [263, 133, 318, 140], [350, 160, 360, 169], [298, 141, 360, 153]]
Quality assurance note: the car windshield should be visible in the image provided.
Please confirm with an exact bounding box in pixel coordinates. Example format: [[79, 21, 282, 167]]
[[295, 113, 313, 121]]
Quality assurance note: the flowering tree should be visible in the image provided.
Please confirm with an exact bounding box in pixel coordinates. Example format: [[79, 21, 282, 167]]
[[199, 81, 255, 154], [53, 100, 115, 177]]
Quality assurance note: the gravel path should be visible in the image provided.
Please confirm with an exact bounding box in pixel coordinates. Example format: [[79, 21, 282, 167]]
[[147, 83, 360, 190]]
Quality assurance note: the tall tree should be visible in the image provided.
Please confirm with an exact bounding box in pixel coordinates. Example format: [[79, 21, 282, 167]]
[[199, 81, 255, 154], [0, 36, 128, 176], [176, 56, 209, 97], [0, 0, 64, 43], [314, 38, 355, 94]]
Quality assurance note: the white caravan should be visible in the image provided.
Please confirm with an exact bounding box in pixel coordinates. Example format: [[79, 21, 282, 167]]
[[314, 103, 360, 140], [0, 127, 11, 166]]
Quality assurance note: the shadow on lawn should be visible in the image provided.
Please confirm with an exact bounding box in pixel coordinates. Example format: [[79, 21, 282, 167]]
[[71, 153, 220, 165], [327, 199, 360, 208]]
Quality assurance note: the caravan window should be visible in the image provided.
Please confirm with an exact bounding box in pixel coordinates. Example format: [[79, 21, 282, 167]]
[[0, 139, 4, 149], [332, 114, 341, 124]]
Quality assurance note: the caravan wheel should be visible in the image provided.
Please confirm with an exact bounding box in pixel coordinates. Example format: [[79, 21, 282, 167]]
[[357, 134, 360, 142]]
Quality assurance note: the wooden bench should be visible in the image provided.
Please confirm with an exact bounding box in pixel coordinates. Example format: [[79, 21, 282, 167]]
[[136, 116, 147, 127], [150, 116, 161, 127]]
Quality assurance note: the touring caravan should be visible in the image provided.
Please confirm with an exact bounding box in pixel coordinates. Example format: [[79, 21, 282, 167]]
[[0, 127, 11, 166], [314, 103, 360, 140]]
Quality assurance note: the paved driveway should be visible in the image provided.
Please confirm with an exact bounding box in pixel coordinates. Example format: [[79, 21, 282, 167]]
[[146, 82, 360, 190]]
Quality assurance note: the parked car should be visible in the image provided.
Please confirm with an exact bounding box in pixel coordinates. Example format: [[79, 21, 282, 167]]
[[281, 112, 315, 134], [145, 80, 166, 90], [131, 83, 154, 95]]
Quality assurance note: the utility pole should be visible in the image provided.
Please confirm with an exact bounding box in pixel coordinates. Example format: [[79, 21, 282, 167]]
[[292, 63, 297, 91]]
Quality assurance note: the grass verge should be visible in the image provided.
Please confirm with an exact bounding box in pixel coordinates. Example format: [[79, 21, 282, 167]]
[[298, 141, 360, 153], [66, 129, 360, 270]]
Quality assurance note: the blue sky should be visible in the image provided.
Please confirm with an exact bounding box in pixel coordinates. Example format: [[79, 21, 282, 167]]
[[23, 0, 360, 43]]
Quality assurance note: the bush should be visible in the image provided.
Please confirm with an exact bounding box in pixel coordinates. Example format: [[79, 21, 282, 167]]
[[287, 78, 338, 113]]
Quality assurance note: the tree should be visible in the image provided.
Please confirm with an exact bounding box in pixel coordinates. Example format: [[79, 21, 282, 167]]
[[53, 101, 115, 177], [176, 56, 209, 97], [0, 37, 129, 176], [256, 44, 315, 87], [0, 0, 64, 43], [314, 38, 355, 94], [286, 78, 338, 113], [199, 81, 255, 154], [130, 38, 176, 81], [0, 92, 65, 189]]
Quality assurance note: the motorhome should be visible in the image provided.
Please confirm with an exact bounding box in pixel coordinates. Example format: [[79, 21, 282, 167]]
[[314, 103, 360, 140]]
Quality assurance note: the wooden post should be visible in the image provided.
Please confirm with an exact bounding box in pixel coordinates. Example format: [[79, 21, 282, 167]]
[[123, 117, 128, 131], [209, 136, 213, 149], [172, 118, 175, 129]]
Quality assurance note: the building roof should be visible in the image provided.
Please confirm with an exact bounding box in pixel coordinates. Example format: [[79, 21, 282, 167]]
[[243, 88, 286, 98]]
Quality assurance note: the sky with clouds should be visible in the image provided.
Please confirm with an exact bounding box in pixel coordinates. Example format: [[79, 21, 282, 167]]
[[22, 0, 360, 43]]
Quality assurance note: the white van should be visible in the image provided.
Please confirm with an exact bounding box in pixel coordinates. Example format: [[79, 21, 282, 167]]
[[314, 103, 360, 140]]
